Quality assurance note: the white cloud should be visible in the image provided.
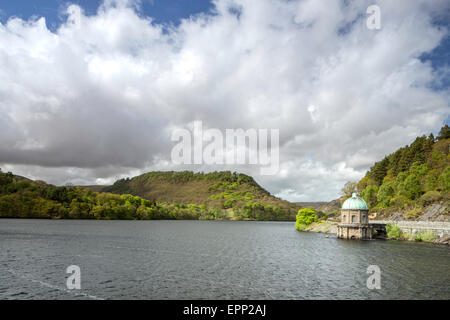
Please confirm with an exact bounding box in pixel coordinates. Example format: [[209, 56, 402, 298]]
[[0, 0, 449, 201]]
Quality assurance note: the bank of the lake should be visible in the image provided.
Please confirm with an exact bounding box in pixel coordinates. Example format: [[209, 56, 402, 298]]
[[304, 220, 450, 245]]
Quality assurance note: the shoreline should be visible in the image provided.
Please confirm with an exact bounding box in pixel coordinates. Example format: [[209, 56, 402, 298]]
[[304, 220, 450, 245]]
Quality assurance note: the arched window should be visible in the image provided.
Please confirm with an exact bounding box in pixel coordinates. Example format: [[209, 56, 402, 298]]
[[351, 215, 356, 223]]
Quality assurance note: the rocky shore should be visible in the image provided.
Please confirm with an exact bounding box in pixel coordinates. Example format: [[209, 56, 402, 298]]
[[306, 221, 338, 234]]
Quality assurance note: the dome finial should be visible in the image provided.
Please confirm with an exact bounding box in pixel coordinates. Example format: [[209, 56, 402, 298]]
[[352, 192, 357, 198]]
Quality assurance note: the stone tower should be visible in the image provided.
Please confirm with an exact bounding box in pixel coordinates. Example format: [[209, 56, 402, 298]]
[[337, 193, 373, 240]]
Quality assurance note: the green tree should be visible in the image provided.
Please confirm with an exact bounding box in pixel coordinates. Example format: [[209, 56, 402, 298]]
[[398, 174, 421, 200], [424, 173, 438, 191], [377, 183, 394, 207], [409, 162, 428, 178], [386, 223, 403, 239], [295, 207, 317, 231], [368, 157, 389, 186], [438, 167, 450, 192], [361, 185, 378, 208], [437, 125, 450, 140]]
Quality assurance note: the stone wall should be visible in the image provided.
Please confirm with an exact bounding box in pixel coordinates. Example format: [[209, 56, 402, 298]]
[[372, 220, 450, 238], [337, 225, 372, 239]]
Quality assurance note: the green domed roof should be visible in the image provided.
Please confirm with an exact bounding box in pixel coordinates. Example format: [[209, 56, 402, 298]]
[[342, 193, 368, 210]]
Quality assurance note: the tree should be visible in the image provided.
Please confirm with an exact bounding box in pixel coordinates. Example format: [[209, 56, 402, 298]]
[[437, 125, 450, 140], [377, 183, 394, 207], [438, 167, 450, 192], [424, 174, 438, 191], [397, 147, 413, 174], [368, 157, 389, 185], [398, 174, 421, 200], [340, 181, 357, 198], [0, 169, 14, 189], [361, 185, 378, 208], [295, 207, 318, 231], [409, 136, 428, 164], [409, 162, 429, 178]]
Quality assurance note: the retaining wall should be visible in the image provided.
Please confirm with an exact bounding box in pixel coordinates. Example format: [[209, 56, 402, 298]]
[[371, 220, 450, 238]]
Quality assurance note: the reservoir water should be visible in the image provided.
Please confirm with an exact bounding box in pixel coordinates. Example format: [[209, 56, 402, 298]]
[[0, 219, 449, 299]]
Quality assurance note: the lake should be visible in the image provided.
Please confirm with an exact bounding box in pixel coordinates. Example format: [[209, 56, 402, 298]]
[[0, 219, 449, 299]]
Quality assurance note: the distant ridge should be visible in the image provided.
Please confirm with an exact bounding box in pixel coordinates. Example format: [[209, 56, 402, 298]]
[[95, 171, 301, 220], [295, 202, 327, 209]]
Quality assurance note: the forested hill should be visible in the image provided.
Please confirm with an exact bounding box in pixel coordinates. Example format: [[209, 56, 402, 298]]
[[99, 171, 300, 219], [0, 170, 300, 221], [344, 125, 450, 220]]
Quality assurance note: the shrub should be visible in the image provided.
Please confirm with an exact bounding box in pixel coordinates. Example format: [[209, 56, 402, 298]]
[[418, 191, 442, 206], [404, 232, 416, 241], [390, 195, 409, 208], [223, 198, 235, 209], [295, 207, 318, 231], [386, 223, 403, 239], [404, 208, 423, 220], [416, 230, 437, 242], [295, 223, 308, 231]]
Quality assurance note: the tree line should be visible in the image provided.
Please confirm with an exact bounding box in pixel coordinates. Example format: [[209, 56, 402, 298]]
[[0, 169, 294, 221]]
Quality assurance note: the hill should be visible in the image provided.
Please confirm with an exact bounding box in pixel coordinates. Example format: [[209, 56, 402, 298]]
[[317, 198, 342, 216], [295, 202, 327, 209], [340, 125, 450, 221], [98, 171, 300, 220], [0, 170, 300, 221]]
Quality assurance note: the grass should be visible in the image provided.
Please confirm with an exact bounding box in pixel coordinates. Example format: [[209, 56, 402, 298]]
[[415, 230, 438, 242], [387, 223, 438, 242]]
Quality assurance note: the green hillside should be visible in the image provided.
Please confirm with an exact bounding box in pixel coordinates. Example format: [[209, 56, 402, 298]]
[[0, 170, 299, 221], [344, 125, 450, 219], [100, 171, 300, 220]]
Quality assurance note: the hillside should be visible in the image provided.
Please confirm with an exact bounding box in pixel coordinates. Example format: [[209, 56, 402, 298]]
[[0, 170, 300, 221], [98, 171, 300, 220], [317, 198, 342, 216], [295, 202, 327, 209], [340, 125, 450, 221]]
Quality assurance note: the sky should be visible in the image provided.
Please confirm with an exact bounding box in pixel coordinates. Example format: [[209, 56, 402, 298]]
[[0, 0, 449, 201]]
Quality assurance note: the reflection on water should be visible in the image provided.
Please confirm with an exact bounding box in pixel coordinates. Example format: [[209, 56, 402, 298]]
[[0, 219, 449, 299]]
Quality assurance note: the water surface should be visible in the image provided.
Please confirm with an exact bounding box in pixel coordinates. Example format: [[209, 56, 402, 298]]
[[0, 219, 449, 299]]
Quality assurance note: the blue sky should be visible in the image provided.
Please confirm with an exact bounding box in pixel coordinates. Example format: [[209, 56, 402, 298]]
[[1, 0, 448, 85], [0, 0, 214, 29]]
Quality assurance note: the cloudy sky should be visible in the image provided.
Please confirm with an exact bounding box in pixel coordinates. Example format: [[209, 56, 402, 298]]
[[0, 0, 449, 201]]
